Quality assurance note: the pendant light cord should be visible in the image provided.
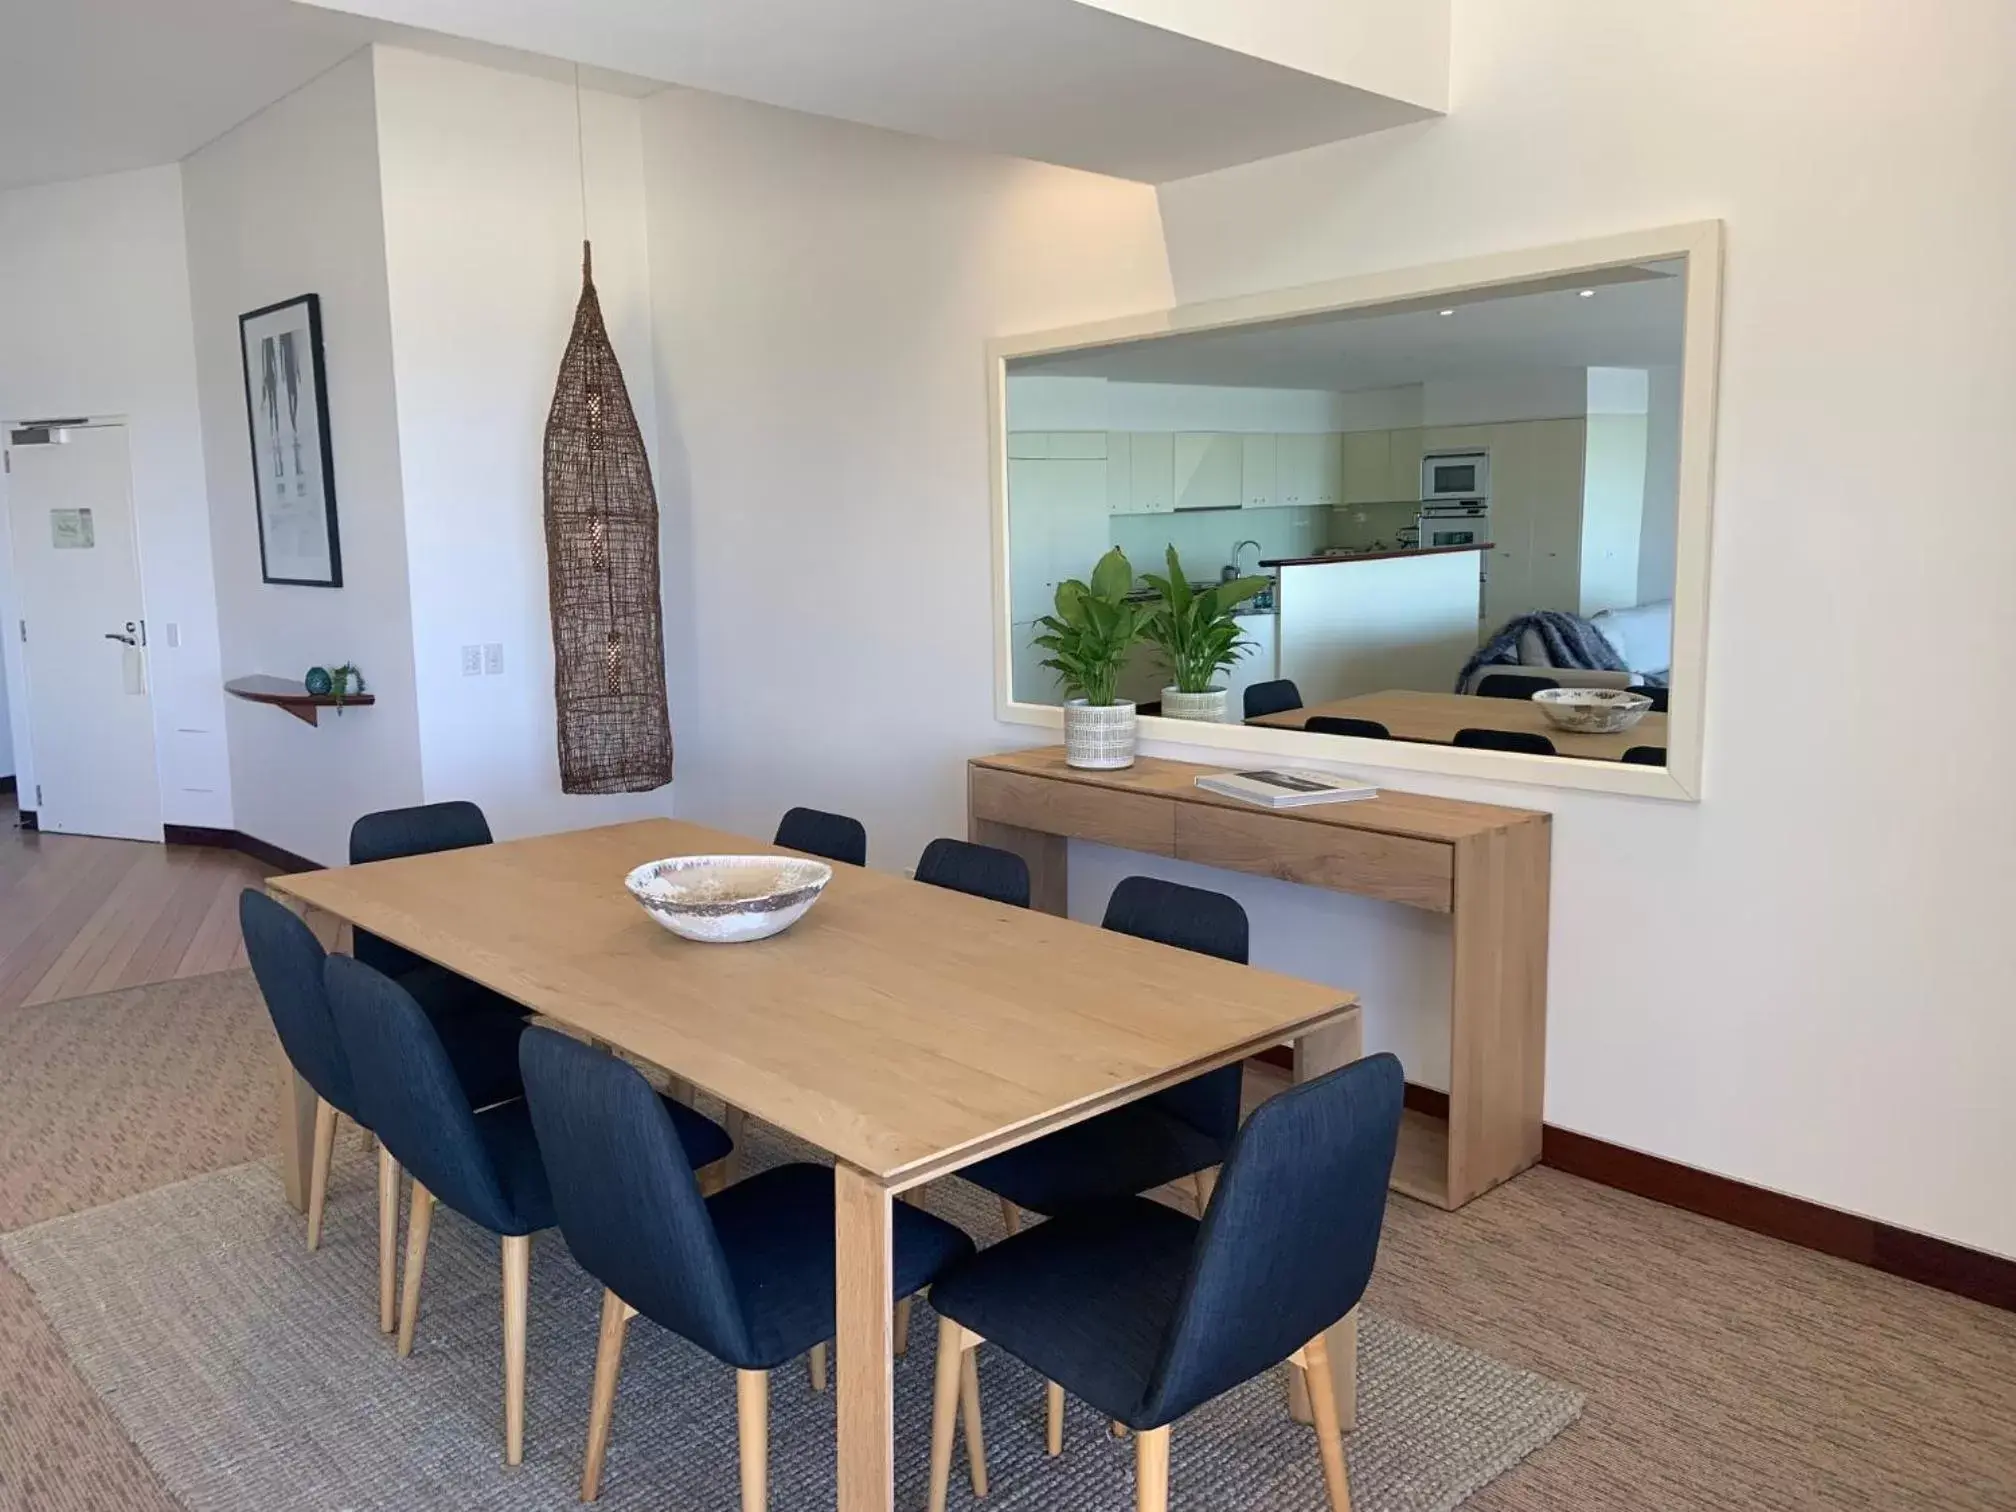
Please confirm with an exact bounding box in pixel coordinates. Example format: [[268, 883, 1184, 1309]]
[[574, 63, 590, 277]]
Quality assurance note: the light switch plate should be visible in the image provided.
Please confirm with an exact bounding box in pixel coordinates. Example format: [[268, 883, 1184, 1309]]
[[460, 645, 482, 676], [483, 643, 504, 675]]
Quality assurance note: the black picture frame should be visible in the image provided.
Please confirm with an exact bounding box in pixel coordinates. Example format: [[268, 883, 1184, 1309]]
[[238, 293, 343, 587]]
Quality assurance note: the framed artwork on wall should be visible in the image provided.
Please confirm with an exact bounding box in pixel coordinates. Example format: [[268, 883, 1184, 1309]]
[[239, 293, 342, 587]]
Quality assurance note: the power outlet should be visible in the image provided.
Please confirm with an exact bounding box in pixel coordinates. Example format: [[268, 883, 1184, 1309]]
[[460, 645, 482, 676], [483, 642, 504, 676]]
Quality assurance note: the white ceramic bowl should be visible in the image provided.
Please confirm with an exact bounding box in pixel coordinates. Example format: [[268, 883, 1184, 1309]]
[[625, 854, 833, 944], [1530, 687, 1653, 735]]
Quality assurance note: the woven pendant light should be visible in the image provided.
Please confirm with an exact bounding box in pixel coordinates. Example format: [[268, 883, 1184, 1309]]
[[543, 241, 673, 793]]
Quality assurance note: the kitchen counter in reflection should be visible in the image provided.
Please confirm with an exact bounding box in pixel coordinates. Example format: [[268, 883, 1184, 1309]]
[[1272, 545, 1486, 705], [1258, 543, 1492, 568]]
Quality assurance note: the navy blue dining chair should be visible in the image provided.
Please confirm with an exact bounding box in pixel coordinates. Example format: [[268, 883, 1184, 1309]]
[[1622, 745, 1667, 766], [1304, 716, 1391, 740], [1242, 679, 1303, 721], [323, 957, 732, 1466], [349, 801, 530, 1024], [915, 838, 1031, 909], [240, 888, 526, 1333], [926, 1052, 1404, 1512], [774, 805, 868, 867], [1474, 672, 1561, 700], [516, 1027, 974, 1506], [961, 877, 1249, 1235], [1453, 727, 1558, 756]]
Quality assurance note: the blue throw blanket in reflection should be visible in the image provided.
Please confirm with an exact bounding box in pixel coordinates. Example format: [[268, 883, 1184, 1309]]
[[1456, 610, 1631, 692]]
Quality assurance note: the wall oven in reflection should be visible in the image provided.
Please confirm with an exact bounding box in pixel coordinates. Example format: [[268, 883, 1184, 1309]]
[[1422, 450, 1490, 502], [1417, 502, 1490, 549]]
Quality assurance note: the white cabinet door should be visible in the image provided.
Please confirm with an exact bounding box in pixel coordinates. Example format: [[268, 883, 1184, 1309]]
[[1240, 433, 1277, 508], [1106, 433, 1132, 514], [1276, 432, 1341, 507], [1007, 431, 1049, 460], [1387, 427, 1424, 502], [1523, 418, 1586, 616], [1173, 433, 1242, 512], [1009, 458, 1109, 621], [1047, 431, 1108, 460], [1341, 431, 1391, 505], [1128, 432, 1174, 514]]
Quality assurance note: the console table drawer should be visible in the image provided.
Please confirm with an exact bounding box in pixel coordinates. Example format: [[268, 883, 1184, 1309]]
[[1174, 804, 1453, 912], [969, 767, 1176, 856]]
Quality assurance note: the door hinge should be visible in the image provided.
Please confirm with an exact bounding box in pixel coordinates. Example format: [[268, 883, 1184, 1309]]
[[35, 785, 42, 806]]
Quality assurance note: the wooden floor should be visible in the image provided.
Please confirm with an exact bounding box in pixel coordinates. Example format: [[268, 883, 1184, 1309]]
[[0, 796, 268, 1011]]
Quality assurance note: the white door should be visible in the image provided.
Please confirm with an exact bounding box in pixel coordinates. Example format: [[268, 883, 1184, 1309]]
[[5, 423, 162, 840]]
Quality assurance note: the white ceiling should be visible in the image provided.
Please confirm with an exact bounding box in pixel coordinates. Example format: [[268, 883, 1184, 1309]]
[[0, 0, 380, 193], [1013, 263, 1687, 392], [295, 0, 1441, 183]]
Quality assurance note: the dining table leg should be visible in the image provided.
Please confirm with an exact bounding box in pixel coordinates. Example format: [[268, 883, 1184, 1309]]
[[1286, 1010, 1366, 1430], [834, 1162, 896, 1512]]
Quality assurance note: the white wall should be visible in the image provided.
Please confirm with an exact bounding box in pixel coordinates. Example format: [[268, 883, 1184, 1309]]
[[372, 46, 672, 840], [1156, 0, 2016, 1258], [1638, 363, 1681, 603], [642, 88, 1172, 871], [184, 50, 424, 865], [0, 167, 229, 824], [1580, 367, 1647, 615], [0, 611, 11, 778], [1423, 367, 1586, 426]]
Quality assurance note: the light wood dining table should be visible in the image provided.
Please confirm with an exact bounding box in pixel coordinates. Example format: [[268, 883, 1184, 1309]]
[[1251, 687, 1669, 762], [266, 818, 1361, 1512]]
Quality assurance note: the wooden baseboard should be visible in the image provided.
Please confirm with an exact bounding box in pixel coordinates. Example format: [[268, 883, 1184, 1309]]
[[163, 824, 321, 875], [1246, 1053, 2014, 1313]]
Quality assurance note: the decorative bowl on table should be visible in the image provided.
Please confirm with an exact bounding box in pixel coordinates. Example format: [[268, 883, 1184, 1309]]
[[1530, 687, 1653, 735], [624, 855, 833, 944]]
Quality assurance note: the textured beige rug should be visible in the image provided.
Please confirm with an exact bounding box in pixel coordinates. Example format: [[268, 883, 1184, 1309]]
[[0, 970, 275, 1512], [4, 1137, 1581, 1512]]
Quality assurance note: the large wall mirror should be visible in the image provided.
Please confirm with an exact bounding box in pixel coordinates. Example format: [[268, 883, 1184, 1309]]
[[989, 223, 1721, 799]]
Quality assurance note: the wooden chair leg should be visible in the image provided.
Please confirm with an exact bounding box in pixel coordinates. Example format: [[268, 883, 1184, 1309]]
[[396, 1183, 435, 1358], [894, 1295, 914, 1358], [1300, 1335, 1353, 1512], [959, 1344, 989, 1497], [1112, 1420, 1130, 1438], [724, 1105, 748, 1182], [1046, 1380, 1064, 1456], [306, 1099, 338, 1251], [1135, 1424, 1171, 1512], [1192, 1165, 1219, 1215], [999, 1198, 1022, 1236], [377, 1143, 401, 1334], [808, 1342, 828, 1393], [581, 1290, 633, 1502], [736, 1369, 768, 1512], [927, 1318, 963, 1512], [502, 1234, 530, 1466]]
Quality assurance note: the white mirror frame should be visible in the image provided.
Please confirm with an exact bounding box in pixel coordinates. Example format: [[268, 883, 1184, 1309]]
[[987, 221, 1723, 800]]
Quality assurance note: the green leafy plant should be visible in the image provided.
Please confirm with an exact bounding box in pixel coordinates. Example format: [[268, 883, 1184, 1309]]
[[329, 663, 366, 710], [1140, 547, 1271, 694], [1034, 548, 1144, 707]]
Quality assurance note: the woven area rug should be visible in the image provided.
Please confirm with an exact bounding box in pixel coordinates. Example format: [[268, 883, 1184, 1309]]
[[3, 1127, 1580, 1512]]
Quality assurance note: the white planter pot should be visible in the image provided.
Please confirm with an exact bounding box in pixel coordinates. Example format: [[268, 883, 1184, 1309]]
[[1062, 699, 1137, 769], [1160, 686, 1229, 723]]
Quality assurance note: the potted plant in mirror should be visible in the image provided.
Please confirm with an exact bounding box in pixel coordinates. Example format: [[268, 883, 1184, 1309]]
[[1035, 547, 1145, 769], [1140, 546, 1271, 722]]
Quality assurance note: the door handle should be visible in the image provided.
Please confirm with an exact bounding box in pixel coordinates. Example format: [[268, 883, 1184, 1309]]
[[104, 632, 137, 646]]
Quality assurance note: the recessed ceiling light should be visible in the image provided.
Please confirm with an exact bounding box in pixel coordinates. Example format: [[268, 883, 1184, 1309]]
[[1438, 308, 1455, 317], [1577, 289, 1596, 298]]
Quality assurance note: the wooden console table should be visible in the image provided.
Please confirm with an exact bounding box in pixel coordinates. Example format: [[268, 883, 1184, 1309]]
[[967, 746, 1551, 1210]]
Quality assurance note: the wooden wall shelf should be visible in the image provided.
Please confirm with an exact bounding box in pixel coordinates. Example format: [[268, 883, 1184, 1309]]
[[225, 675, 375, 727]]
